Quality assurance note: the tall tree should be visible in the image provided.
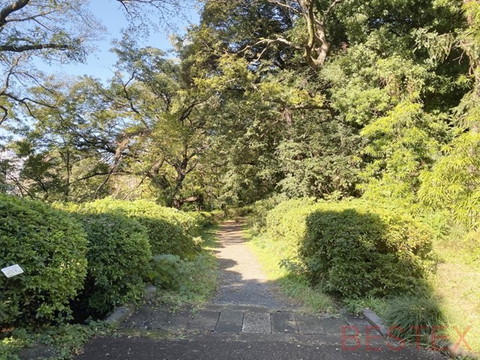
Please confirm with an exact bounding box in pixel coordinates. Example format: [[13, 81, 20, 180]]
[[0, 0, 189, 125], [0, 0, 103, 123]]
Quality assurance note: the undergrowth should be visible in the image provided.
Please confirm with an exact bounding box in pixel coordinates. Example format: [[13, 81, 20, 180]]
[[154, 226, 219, 310], [0, 226, 219, 359]]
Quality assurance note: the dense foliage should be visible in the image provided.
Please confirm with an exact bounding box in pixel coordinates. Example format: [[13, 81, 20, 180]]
[[82, 198, 199, 257], [264, 199, 435, 298], [0, 195, 87, 326], [72, 211, 152, 317], [1, 0, 480, 354], [1, 0, 478, 228], [300, 203, 435, 297]]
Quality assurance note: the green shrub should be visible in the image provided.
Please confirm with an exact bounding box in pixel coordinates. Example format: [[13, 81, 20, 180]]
[[0, 195, 87, 326], [246, 196, 284, 232], [188, 211, 218, 229], [83, 198, 198, 257], [266, 198, 317, 244], [266, 199, 435, 298], [300, 202, 435, 297], [72, 212, 152, 317]]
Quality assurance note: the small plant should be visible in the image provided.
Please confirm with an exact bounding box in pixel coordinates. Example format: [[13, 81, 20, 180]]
[[149, 254, 184, 290], [384, 296, 446, 346]]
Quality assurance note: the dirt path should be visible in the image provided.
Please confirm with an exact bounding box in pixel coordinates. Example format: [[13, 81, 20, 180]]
[[210, 220, 295, 308]]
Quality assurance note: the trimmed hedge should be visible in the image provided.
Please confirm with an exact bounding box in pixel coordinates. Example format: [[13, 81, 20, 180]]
[[72, 211, 152, 317], [266, 199, 435, 298], [83, 199, 199, 257], [0, 195, 87, 326]]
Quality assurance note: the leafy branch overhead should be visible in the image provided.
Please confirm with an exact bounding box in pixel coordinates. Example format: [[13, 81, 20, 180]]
[[1, 0, 480, 225], [0, 0, 187, 124]]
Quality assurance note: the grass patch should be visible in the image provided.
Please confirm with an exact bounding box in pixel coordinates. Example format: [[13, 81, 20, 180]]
[[342, 297, 388, 316], [433, 263, 480, 354], [243, 228, 334, 313], [384, 296, 446, 347], [426, 230, 480, 355], [154, 226, 219, 310], [343, 243, 480, 355], [364, 240, 480, 355]]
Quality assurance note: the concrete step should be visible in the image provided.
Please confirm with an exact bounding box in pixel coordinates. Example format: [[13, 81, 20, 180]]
[[121, 305, 373, 339]]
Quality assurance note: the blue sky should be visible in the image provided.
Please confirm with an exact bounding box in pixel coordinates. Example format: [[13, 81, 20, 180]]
[[37, 0, 200, 81]]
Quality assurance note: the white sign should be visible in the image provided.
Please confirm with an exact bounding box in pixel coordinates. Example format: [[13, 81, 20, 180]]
[[1, 264, 24, 278]]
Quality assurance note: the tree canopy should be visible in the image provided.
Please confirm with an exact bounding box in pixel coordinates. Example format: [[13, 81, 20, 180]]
[[1, 0, 479, 228]]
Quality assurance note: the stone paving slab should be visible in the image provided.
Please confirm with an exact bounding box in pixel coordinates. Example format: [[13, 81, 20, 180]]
[[122, 305, 379, 339], [295, 314, 347, 335], [215, 309, 245, 333], [344, 314, 371, 330], [122, 307, 169, 329], [242, 312, 271, 334], [271, 311, 298, 334], [157, 311, 191, 331], [188, 310, 220, 332], [205, 304, 275, 313]]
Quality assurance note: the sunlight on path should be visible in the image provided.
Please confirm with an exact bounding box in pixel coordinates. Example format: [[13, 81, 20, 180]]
[[211, 220, 293, 308]]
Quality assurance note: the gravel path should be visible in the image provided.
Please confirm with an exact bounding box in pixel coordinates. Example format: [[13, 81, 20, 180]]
[[210, 220, 295, 308]]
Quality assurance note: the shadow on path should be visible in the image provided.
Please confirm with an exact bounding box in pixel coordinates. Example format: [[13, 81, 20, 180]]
[[210, 220, 296, 309]]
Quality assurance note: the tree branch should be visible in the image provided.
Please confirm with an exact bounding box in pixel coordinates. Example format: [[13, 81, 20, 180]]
[[0, 43, 70, 52], [324, 0, 344, 17], [0, 105, 8, 125], [239, 36, 303, 62], [266, 0, 300, 13], [5, 9, 56, 24], [0, 0, 30, 28]]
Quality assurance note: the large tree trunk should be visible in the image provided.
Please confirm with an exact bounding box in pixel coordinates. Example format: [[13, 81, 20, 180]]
[[299, 0, 330, 69]]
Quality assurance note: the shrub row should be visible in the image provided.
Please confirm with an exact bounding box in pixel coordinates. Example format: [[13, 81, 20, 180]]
[[0, 196, 208, 327], [72, 211, 152, 318], [0, 195, 87, 326], [82, 199, 199, 257], [264, 199, 436, 298]]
